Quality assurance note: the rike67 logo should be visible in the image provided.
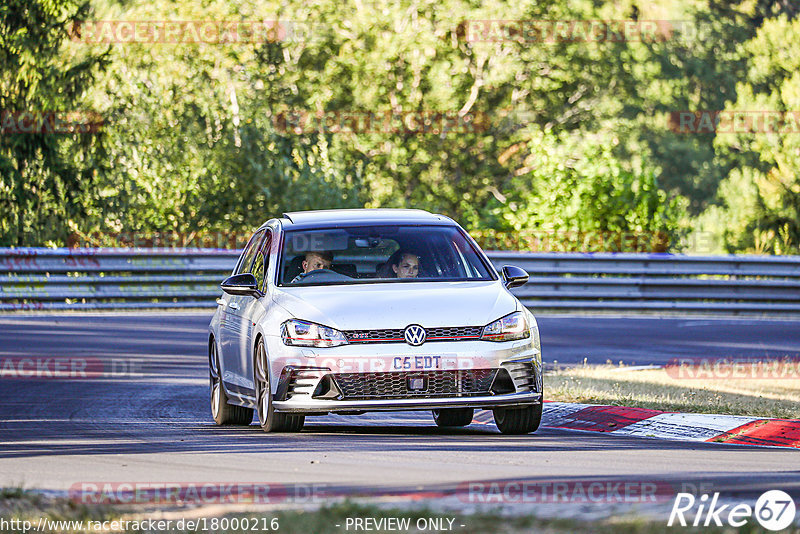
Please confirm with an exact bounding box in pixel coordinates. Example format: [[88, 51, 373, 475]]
[[669, 490, 796, 531]]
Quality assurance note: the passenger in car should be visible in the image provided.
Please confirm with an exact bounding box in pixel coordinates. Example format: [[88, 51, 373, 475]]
[[291, 251, 333, 283], [392, 251, 420, 279]]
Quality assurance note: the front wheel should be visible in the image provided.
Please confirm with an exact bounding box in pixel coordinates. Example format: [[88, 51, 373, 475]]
[[493, 403, 542, 435], [210, 340, 253, 425], [432, 408, 474, 427], [254, 340, 304, 432]]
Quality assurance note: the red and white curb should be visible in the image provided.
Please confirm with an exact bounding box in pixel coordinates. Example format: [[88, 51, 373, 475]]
[[475, 403, 800, 448]]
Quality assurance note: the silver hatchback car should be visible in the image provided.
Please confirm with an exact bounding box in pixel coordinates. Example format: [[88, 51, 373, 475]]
[[208, 209, 543, 434]]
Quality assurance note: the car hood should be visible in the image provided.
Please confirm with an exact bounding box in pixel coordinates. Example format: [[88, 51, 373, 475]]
[[271, 281, 519, 330]]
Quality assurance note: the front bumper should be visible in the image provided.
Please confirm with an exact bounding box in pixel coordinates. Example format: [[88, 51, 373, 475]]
[[264, 336, 543, 415], [273, 390, 542, 413]]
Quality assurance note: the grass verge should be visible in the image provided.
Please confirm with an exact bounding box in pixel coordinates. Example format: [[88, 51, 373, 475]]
[[546, 362, 800, 419]]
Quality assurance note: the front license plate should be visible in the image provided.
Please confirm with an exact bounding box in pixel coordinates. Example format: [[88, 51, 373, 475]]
[[393, 355, 443, 371], [407, 376, 428, 391]]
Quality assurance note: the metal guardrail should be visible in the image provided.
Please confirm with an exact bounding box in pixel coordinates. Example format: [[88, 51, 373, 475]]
[[1, 248, 799, 313], [0, 248, 239, 311], [490, 252, 800, 313]]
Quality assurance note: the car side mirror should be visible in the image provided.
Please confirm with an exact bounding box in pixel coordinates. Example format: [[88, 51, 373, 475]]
[[502, 265, 529, 289], [220, 273, 262, 297]]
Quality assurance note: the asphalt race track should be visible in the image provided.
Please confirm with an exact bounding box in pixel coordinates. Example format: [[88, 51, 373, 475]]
[[1, 313, 799, 521]]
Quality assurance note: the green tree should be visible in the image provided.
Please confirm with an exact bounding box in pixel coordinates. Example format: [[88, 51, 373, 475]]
[[7, 0, 740, 251], [0, 0, 108, 246], [72, 0, 365, 245], [482, 128, 686, 252], [259, 0, 691, 243], [703, 15, 800, 253]]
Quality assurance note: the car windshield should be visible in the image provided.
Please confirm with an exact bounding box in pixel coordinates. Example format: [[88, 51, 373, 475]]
[[278, 225, 495, 286]]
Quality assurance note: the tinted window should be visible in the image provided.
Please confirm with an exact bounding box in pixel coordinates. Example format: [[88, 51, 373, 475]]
[[278, 225, 494, 286]]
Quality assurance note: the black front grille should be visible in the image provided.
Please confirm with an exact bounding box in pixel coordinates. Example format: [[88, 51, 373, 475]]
[[343, 326, 483, 344], [344, 328, 404, 343], [331, 369, 497, 399], [428, 326, 483, 340]]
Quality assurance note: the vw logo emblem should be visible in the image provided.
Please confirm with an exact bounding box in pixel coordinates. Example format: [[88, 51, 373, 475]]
[[404, 324, 426, 346]]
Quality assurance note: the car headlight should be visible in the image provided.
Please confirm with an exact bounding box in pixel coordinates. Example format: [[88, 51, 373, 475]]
[[481, 311, 530, 342], [281, 319, 349, 348]]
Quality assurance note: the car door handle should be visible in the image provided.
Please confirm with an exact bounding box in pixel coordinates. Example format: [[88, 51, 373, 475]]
[[228, 302, 240, 310]]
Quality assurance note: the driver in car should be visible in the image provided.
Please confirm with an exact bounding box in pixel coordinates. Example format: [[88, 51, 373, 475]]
[[291, 251, 333, 283]]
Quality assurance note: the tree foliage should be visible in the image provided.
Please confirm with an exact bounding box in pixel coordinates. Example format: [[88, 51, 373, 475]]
[[0, 0, 108, 246], [483, 129, 686, 251], [704, 14, 800, 253], [0, 0, 796, 253]]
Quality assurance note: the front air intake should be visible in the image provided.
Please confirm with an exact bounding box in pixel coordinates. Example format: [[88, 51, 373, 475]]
[[501, 359, 539, 392], [331, 369, 497, 400]]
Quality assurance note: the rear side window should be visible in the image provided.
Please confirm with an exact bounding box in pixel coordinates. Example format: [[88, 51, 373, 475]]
[[235, 229, 266, 275]]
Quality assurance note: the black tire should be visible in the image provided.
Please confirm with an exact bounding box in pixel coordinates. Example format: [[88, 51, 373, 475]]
[[210, 340, 253, 425], [493, 403, 542, 435], [432, 408, 474, 427], [254, 340, 305, 433]]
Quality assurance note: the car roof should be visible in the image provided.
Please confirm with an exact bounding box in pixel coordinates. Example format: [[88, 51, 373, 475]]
[[279, 209, 455, 229]]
